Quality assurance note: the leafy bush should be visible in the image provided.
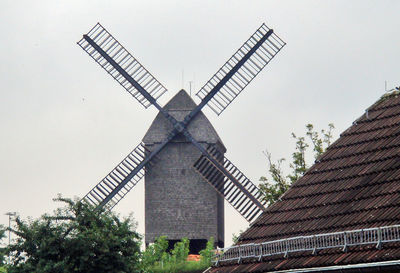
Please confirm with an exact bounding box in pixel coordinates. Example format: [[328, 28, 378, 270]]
[[141, 237, 214, 273], [170, 238, 190, 264], [6, 197, 141, 273], [0, 226, 5, 267], [150, 260, 206, 273], [199, 237, 214, 265], [2, 195, 217, 273], [140, 236, 168, 270]]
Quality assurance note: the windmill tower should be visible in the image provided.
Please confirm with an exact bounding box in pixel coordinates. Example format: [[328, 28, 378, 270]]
[[77, 23, 285, 252], [143, 90, 226, 251]]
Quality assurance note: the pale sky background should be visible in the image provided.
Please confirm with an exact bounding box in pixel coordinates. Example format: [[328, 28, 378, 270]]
[[0, 0, 399, 248]]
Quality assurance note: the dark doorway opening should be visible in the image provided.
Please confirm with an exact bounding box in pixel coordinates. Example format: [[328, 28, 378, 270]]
[[167, 239, 208, 255]]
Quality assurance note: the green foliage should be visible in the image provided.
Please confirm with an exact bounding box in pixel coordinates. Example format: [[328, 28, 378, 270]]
[[143, 237, 190, 272], [142, 237, 213, 273], [259, 153, 291, 205], [259, 123, 335, 206], [170, 238, 190, 264], [287, 134, 308, 183], [0, 225, 5, 264], [6, 196, 141, 273], [0, 225, 6, 266], [232, 230, 244, 245], [199, 237, 214, 265], [306, 123, 335, 159], [140, 236, 168, 271], [150, 260, 206, 273], [0, 266, 7, 273]]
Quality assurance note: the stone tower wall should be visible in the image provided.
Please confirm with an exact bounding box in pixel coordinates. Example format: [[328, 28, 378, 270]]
[[143, 90, 226, 249], [145, 140, 224, 247]]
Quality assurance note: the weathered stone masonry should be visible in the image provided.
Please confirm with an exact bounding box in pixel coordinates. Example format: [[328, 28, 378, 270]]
[[143, 90, 225, 251]]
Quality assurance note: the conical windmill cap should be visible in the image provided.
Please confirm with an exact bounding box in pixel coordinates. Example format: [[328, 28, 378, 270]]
[[143, 89, 226, 151]]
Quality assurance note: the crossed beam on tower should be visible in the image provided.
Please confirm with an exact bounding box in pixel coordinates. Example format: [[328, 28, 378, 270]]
[[77, 23, 285, 222]]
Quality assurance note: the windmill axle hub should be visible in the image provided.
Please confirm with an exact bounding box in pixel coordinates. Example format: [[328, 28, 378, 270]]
[[174, 122, 185, 133]]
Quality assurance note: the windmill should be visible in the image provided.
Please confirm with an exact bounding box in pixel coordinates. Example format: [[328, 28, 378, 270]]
[[77, 23, 285, 252]]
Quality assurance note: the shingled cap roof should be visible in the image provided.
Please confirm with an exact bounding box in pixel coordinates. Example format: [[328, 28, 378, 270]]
[[209, 91, 400, 272]]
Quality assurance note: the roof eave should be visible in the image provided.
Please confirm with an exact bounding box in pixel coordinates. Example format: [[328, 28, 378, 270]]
[[270, 259, 400, 273]]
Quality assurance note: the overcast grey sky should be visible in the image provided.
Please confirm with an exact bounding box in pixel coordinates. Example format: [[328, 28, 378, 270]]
[[1, 0, 399, 247]]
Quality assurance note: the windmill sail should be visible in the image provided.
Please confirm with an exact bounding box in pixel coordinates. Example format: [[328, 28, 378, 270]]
[[78, 23, 167, 108], [83, 142, 153, 209], [78, 22, 285, 221], [193, 146, 267, 222], [196, 23, 285, 115]]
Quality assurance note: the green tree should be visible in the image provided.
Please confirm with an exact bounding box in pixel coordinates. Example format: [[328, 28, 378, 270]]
[[0, 226, 6, 268], [6, 196, 141, 273], [259, 123, 335, 206]]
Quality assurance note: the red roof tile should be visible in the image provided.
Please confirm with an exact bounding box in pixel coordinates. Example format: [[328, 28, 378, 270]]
[[211, 92, 400, 272]]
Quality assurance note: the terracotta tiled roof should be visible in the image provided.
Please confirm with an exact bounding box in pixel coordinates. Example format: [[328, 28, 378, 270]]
[[211, 92, 400, 272]]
